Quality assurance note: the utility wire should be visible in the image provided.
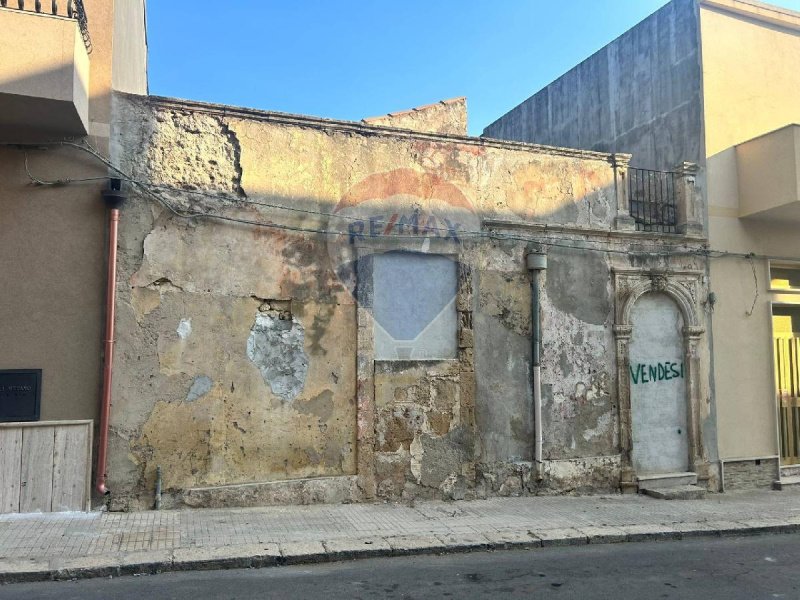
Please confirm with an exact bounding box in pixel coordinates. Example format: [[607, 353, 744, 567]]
[[14, 142, 683, 256], [8, 140, 800, 264]]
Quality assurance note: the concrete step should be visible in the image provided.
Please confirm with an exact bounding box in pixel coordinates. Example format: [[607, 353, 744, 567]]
[[773, 476, 800, 490], [636, 472, 697, 489], [779, 465, 800, 478], [641, 484, 706, 500]]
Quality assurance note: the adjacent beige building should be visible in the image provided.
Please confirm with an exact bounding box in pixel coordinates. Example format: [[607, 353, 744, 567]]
[[0, 1, 147, 512], [700, 1, 800, 487], [485, 0, 800, 489]]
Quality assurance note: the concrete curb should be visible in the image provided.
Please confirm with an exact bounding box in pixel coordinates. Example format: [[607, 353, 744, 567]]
[[2, 521, 799, 584]]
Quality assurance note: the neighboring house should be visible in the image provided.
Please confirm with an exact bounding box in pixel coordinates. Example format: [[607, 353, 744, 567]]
[[484, 0, 800, 490], [0, 1, 146, 513]]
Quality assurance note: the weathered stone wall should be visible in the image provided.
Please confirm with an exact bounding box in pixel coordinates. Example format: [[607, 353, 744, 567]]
[[109, 92, 713, 509]]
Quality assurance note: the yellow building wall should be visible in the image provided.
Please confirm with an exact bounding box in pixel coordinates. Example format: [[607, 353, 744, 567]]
[[700, 1, 800, 460]]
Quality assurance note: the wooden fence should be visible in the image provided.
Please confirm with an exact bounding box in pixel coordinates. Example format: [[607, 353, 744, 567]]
[[776, 336, 800, 464], [0, 420, 92, 513]]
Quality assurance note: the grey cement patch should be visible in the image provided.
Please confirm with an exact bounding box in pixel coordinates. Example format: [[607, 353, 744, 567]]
[[176, 318, 192, 339], [474, 312, 532, 463], [419, 426, 473, 489], [185, 376, 213, 402], [247, 313, 309, 402], [545, 247, 610, 326], [296, 390, 334, 421]]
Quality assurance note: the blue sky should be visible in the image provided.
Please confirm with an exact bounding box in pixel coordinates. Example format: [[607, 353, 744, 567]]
[[147, 0, 800, 136]]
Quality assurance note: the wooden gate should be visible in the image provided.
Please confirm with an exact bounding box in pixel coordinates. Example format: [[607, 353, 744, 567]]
[[0, 420, 92, 513], [775, 336, 800, 466]]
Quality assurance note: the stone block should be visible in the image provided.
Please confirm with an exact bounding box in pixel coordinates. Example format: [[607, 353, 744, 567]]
[[702, 521, 752, 536], [734, 519, 799, 535], [117, 550, 174, 576], [641, 485, 705, 500], [458, 327, 474, 349], [0, 558, 56, 584], [670, 522, 718, 538]]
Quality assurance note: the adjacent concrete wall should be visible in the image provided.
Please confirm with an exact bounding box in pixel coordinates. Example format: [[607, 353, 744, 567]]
[[481, 0, 800, 481], [700, 1, 800, 461], [482, 0, 704, 172], [112, 0, 148, 95]]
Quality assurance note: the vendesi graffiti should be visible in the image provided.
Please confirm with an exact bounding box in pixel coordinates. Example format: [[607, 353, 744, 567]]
[[630, 361, 684, 385]]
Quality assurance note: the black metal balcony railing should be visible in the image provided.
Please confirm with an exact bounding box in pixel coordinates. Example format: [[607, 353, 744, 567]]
[[1, 0, 91, 53], [628, 167, 678, 234]]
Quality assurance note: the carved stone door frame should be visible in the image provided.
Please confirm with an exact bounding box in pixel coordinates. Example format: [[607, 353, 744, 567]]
[[613, 269, 707, 492]]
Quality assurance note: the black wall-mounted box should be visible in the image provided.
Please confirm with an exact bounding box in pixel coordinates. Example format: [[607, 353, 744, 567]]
[[0, 369, 42, 422]]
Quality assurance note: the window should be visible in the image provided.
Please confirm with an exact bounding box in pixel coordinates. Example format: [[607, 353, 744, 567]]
[[372, 251, 458, 360], [770, 263, 800, 292]]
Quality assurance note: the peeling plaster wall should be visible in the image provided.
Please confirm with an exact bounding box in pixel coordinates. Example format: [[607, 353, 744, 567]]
[[110, 95, 359, 510], [475, 241, 713, 496], [109, 93, 713, 508]]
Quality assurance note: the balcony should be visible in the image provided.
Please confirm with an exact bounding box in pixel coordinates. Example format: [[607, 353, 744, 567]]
[[737, 125, 800, 223], [0, 1, 91, 141], [614, 158, 702, 236], [628, 168, 680, 234]]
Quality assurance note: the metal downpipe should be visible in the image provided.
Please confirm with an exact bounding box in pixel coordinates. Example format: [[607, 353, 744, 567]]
[[527, 251, 547, 480], [96, 180, 126, 497]]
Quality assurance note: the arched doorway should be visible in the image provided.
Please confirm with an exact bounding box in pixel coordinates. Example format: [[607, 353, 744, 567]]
[[613, 269, 710, 491], [629, 292, 689, 474]]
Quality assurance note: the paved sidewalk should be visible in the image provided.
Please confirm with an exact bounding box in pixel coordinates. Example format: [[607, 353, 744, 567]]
[[2, 489, 800, 583]]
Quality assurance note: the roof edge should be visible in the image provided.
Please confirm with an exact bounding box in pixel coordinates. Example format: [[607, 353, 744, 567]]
[[700, 0, 800, 31], [363, 97, 466, 122], [118, 92, 616, 163]]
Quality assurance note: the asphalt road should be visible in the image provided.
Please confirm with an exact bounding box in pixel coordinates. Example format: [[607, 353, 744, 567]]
[[2, 533, 799, 599]]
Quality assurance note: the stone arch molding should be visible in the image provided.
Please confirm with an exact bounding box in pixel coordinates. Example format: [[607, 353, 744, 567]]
[[612, 269, 709, 493], [617, 273, 702, 332]]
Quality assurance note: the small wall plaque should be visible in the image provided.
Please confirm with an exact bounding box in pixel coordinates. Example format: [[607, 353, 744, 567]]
[[0, 369, 42, 422]]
